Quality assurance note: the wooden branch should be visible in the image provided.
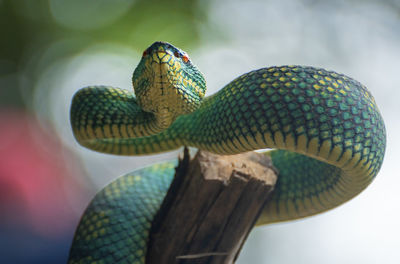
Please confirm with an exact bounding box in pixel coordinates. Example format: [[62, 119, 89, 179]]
[[146, 148, 277, 264]]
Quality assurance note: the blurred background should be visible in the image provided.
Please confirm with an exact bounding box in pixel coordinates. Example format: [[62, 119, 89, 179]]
[[0, 0, 399, 263]]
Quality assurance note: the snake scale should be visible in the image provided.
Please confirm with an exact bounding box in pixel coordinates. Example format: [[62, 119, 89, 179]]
[[68, 42, 386, 263]]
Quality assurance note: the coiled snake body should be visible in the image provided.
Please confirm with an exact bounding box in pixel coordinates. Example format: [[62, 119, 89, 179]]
[[68, 42, 386, 263]]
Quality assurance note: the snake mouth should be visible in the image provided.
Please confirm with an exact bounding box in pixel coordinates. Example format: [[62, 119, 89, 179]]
[[150, 51, 179, 93], [146, 47, 179, 86], [134, 47, 186, 117]]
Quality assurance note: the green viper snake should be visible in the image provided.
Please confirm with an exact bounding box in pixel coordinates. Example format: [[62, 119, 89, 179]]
[[68, 42, 386, 263]]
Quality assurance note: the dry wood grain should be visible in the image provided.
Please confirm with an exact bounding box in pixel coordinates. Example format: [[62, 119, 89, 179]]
[[146, 148, 277, 264]]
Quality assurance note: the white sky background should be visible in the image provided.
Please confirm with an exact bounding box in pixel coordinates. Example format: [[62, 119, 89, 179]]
[[35, 0, 399, 263]]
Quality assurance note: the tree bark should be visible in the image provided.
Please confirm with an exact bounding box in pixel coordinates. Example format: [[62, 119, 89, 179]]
[[146, 148, 277, 264]]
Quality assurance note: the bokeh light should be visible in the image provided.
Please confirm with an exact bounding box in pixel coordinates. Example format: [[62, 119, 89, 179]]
[[49, 0, 135, 30]]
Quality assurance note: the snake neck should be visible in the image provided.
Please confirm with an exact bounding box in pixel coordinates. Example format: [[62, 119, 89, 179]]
[[153, 108, 175, 131]]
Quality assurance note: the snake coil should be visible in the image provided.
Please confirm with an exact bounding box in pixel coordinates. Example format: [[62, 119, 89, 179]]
[[68, 42, 386, 263]]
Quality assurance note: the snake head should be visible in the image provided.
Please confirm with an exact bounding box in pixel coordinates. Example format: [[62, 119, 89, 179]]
[[132, 41, 206, 121]]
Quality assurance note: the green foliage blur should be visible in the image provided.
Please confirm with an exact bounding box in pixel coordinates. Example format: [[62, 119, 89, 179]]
[[0, 0, 213, 110], [0, 1, 215, 263]]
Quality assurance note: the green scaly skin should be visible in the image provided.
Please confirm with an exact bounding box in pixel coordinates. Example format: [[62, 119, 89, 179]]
[[68, 42, 386, 263]]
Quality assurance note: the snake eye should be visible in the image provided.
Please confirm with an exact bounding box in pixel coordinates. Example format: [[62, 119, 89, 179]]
[[182, 53, 190, 63], [142, 49, 149, 57], [173, 50, 190, 63]]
